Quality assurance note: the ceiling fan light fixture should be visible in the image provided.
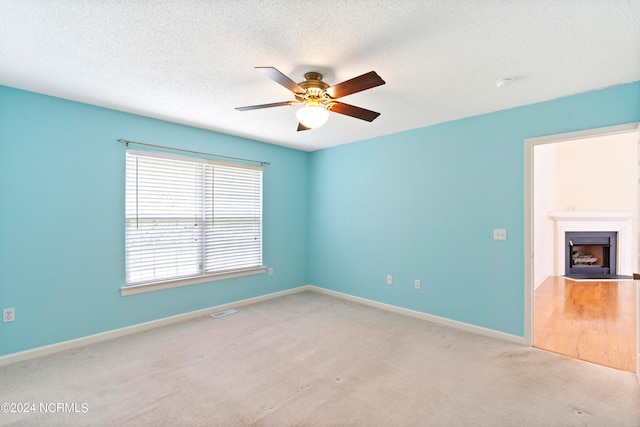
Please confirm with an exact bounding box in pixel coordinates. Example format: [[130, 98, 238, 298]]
[[296, 102, 329, 129]]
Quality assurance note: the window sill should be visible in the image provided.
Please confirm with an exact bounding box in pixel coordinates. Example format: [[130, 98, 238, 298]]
[[120, 267, 266, 296]]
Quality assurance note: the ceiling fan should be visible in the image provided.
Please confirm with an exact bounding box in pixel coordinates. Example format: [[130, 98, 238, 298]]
[[236, 67, 385, 131]]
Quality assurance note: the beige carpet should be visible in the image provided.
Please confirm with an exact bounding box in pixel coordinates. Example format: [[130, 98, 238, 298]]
[[1, 291, 639, 426]]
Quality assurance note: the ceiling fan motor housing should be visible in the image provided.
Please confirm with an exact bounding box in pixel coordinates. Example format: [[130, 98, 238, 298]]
[[296, 72, 333, 107]]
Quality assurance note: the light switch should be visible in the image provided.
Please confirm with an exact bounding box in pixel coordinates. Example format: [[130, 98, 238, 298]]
[[493, 229, 507, 240]]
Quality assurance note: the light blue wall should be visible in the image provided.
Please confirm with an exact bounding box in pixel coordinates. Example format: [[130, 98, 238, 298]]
[[2, 82, 638, 356], [308, 82, 640, 337], [0, 86, 309, 356]]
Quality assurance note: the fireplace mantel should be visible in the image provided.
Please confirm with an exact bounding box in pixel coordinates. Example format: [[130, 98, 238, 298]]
[[548, 211, 633, 222], [548, 211, 633, 276]]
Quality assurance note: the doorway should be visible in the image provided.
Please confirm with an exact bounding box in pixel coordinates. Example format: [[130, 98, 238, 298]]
[[524, 123, 640, 377]]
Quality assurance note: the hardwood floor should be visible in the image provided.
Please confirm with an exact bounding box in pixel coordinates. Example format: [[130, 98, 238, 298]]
[[534, 276, 637, 372]]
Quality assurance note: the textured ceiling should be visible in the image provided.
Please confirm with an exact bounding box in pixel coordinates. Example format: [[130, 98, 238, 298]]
[[1, 1, 639, 151]]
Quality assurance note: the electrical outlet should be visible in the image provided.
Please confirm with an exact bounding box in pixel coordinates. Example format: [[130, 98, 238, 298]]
[[386, 274, 393, 285], [268, 267, 273, 276], [3, 308, 15, 323], [414, 280, 421, 290]]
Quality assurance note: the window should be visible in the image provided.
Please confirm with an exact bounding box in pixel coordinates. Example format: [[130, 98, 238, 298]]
[[125, 150, 263, 289]]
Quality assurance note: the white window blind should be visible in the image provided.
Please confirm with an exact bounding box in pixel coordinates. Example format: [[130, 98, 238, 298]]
[[125, 150, 263, 285]]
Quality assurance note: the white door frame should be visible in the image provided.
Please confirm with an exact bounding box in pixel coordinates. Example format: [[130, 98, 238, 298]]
[[524, 122, 640, 381]]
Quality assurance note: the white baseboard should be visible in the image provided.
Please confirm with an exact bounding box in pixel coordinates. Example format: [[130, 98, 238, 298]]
[[307, 285, 526, 345], [1, 284, 525, 366], [0, 285, 311, 367], [534, 274, 551, 290]]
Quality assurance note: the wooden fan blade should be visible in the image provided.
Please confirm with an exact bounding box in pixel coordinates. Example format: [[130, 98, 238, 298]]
[[235, 101, 297, 111], [256, 67, 306, 95], [297, 122, 311, 132], [329, 102, 380, 122], [326, 71, 385, 99]]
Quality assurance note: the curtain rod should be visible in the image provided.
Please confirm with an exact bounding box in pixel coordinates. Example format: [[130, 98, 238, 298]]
[[117, 139, 270, 166]]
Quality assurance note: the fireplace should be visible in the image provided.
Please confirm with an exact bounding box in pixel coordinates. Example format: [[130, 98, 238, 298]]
[[549, 211, 633, 277], [565, 231, 617, 276]]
